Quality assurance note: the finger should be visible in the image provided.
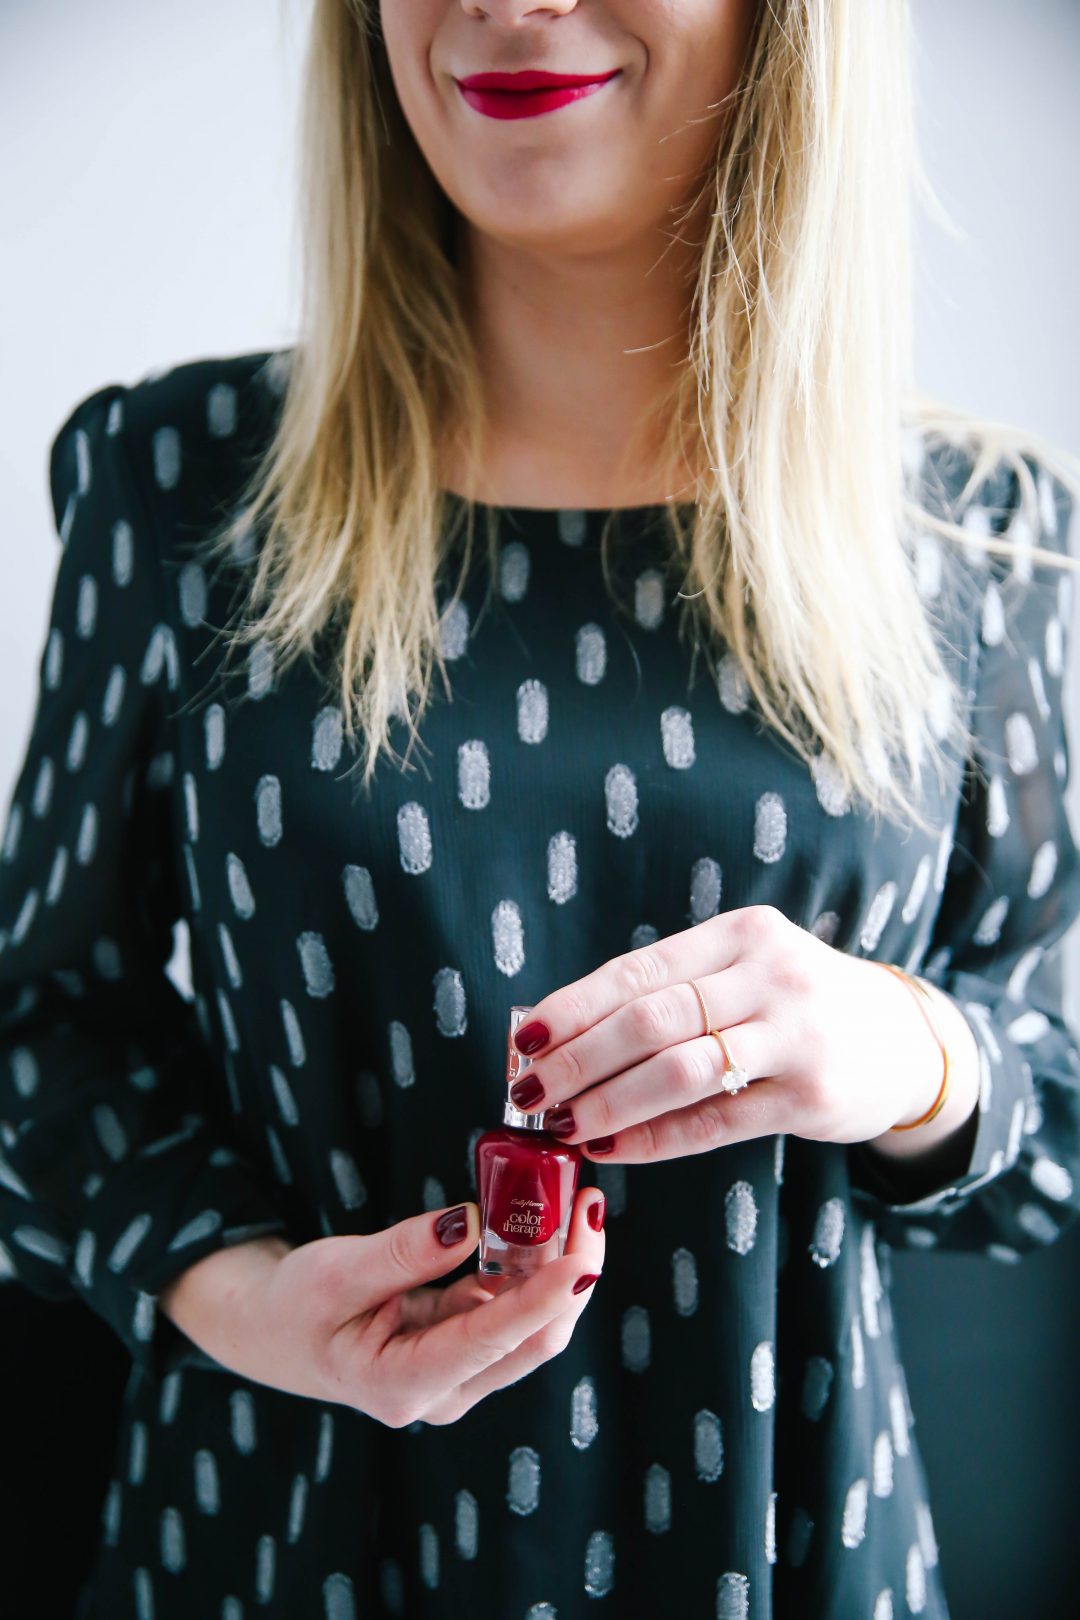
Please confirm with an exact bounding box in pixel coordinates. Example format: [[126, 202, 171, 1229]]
[[509, 905, 780, 1066], [547, 1018, 781, 1153], [564, 1183, 608, 1252], [511, 961, 762, 1121], [424, 1188, 607, 1421], [329, 1203, 482, 1318], [392, 1190, 607, 1411], [397, 1274, 495, 1332], [581, 1075, 793, 1164]]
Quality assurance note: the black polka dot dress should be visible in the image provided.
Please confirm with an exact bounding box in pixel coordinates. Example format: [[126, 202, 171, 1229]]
[[2, 351, 1080, 1620]]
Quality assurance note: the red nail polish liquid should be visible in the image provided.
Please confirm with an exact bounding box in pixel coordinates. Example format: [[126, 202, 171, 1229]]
[[475, 1005, 582, 1286]]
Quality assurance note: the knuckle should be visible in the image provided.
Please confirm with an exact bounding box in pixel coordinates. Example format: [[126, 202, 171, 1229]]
[[463, 1316, 506, 1374], [626, 991, 669, 1046], [798, 1067, 831, 1115], [308, 1331, 339, 1387], [307, 1241, 350, 1308], [637, 1114, 663, 1160], [385, 1220, 416, 1281], [423, 1400, 462, 1429], [561, 985, 593, 1034], [797, 1019, 828, 1071], [688, 1098, 727, 1150], [748, 903, 786, 944], [615, 946, 665, 1000], [307, 1254, 340, 1309], [775, 954, 813, 997], [669, 1041, 710, 1099], [554, 1037, 585, 1093], [378, 1397, 418, 1431], [692, 1041, 719, 1092], [588, 1085, 615, 1135], [537, 1322, 574, 1359]]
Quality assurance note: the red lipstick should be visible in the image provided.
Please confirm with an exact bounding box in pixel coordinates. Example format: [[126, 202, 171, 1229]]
[[456, 69, 621, 122]]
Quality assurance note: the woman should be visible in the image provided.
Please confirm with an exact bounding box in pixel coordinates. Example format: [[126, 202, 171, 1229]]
[[2, 1, 1079, 1616]]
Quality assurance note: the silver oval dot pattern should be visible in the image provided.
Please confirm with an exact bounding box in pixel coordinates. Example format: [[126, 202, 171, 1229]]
[[2, 369, 1076, 1619]]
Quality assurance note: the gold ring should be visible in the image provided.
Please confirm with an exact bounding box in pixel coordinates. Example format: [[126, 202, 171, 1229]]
[[709, 1028, 750, 1093], [688, 978, 750, 1093], [687, 977, 711, 1035]]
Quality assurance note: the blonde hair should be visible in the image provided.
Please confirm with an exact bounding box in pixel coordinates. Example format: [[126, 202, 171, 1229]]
[[198, 0, 1080, 836]]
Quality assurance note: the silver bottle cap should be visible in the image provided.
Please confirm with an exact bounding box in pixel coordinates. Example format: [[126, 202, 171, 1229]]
[[504, 1004, 548, 1130]]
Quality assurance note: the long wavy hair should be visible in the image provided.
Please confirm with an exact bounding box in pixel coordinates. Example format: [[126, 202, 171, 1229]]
[[197, 0, 1080, 836]]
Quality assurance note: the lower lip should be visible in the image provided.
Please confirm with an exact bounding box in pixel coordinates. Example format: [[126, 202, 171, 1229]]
[[457, 74, 620, 122]]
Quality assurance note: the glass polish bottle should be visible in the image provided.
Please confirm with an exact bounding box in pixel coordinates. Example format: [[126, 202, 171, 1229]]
[[475, 1005, 582, 1285]]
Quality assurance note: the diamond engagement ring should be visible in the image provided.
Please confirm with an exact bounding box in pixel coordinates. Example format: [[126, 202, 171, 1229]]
[[687, 977, 751, 1093]]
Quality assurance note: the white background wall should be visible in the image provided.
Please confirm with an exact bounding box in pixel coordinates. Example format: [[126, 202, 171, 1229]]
[[3, 0, 1079, 934], [1, 0, 308, 761]]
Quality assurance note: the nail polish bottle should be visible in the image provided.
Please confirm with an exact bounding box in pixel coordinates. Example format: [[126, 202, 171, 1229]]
[[475, 1005, 582, 1285]]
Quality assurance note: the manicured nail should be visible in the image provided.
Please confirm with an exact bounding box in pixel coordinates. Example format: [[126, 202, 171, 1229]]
[[434, 1205, 469, 1246], [515, 1020, 550, 1055], [509, 1074, 545, 1108], [545, 1105, 575, 1137], [586, 1136, 615, 1155], [587, 1195, 606, 1232], [573, 1273, 600, 1294]]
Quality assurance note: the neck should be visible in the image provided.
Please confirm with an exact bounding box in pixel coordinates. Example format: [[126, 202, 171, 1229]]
[[446, 215, 703, 510]]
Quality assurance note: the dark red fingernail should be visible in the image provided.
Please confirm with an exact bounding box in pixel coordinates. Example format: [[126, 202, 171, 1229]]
[[586, 1136, 615, 1155], [515, 1020, 550, 1055], [509, 1074, 545, 1108], [573, 1273, 600, 1294], [545, 1105, 575, 1136], [587, 1195, 606, 1232], [434, 1205, 469, 1246]]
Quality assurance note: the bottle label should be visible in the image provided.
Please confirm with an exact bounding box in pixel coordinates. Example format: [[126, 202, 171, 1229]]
[[502, 1194, 552, 1245]]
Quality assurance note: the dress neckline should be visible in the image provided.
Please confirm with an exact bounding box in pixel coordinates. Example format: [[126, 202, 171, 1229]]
[[440, 489, 698, 532]]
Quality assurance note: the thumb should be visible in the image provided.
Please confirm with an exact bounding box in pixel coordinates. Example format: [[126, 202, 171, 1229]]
[[367, 1202, 482, 1301]]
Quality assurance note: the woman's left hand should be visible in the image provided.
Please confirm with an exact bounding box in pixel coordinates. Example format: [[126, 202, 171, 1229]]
[[506, 905, 947, 1163]]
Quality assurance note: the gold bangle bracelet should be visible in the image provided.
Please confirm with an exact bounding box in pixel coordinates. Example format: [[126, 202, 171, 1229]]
[[873, 962, 952, 1131]]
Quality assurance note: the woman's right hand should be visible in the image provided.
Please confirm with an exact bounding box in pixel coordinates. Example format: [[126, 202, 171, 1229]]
[[157, 1188, 606, 1428]]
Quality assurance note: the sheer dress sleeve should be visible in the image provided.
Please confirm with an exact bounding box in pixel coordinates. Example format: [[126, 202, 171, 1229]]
[[0, 384, 289, 1378], [849, 456, 1080, 1261]]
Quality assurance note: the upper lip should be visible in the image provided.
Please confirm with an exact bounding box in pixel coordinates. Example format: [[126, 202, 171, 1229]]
[[456, 70, 620, 91]]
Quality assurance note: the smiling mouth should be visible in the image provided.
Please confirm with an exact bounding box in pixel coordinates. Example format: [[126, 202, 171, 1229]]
[[456, 70, 622, 122]]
